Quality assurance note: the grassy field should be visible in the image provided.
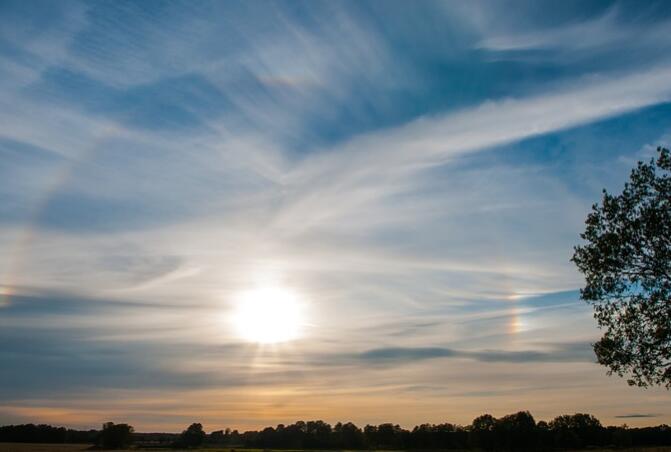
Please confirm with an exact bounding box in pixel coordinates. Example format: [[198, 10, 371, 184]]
[[1, 446, 670, 452], [0, 445, 91, 452]]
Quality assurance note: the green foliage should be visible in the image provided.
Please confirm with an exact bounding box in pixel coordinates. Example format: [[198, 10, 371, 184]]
[[573, 147, 671, 388]]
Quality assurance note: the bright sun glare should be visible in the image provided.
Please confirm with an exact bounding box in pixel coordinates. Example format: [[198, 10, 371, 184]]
[[232, 287, 305, 344]]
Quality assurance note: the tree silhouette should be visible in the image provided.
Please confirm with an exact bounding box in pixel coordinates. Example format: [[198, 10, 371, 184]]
[[334, 421, 365, 448], [573, 147, 671, 388], [209, 429, 226, 443], [2, 415, 671, 450], [469, 414, 496, 450], [98, 422, 133, 449], [179, 422, 206, 448], [494, 411, 536, 450], [550, 413, 602, 448]]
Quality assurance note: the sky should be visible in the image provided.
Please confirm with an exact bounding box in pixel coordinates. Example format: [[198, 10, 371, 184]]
[[1, 0, 671, 432]]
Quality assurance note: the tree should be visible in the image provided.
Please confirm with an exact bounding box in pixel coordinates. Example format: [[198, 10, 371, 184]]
[[333, 422, 364, 449], [469, 414, 496, 451], [305, 420, 332, 448], [572, 147, 671, 388], [210, 429, 227, 443], [549, 413, 603, 448], [98, 422, 134, 449], [179, 423, 206, 448], [494, 411, 537, 450]]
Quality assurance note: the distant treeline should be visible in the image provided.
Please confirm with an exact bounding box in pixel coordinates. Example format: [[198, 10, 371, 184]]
[[233, 414, 669, 450], [0, 424, 98, 444], [1, 411, 671, 450]]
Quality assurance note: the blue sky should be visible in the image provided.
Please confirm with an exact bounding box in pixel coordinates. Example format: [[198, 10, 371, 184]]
[[1, 0, 671, 431]]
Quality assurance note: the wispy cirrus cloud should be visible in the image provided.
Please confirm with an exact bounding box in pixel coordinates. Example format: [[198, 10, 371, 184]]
[[1, 0, 671, 430]]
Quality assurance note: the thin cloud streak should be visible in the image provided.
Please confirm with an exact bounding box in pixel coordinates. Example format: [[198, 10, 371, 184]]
[[2, 1, 671, 430], [341, 343, 594, 365]]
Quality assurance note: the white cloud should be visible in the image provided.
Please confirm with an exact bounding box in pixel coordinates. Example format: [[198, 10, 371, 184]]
[[6, 64, 671, 318], [3, 2, 671, 428]]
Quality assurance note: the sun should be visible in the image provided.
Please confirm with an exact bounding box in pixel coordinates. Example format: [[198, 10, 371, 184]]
[[232, 286, 305, 344]]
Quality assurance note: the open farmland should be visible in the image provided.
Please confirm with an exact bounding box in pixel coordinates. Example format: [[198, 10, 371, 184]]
[[2, 447, 671, 452]]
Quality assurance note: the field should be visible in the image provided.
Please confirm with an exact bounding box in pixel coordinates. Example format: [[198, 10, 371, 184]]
[[0, 446, 90, 452], [1, 446, 670, 452]]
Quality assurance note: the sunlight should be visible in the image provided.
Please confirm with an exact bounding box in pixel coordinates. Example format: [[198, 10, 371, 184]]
[[232, 286, 305, 344]]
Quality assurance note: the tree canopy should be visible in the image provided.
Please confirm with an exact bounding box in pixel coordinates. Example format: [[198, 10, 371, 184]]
[[178, 422, 206, 448], [572, 147, 671, 388], [98, 422, 134, 449], [2, 415, 671, 450]]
